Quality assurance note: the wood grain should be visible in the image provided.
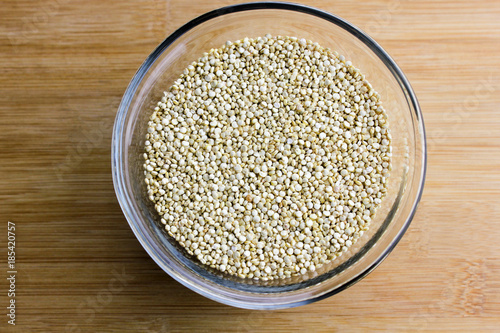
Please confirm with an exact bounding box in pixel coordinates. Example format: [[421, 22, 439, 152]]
[[1, 0, 499, 331]]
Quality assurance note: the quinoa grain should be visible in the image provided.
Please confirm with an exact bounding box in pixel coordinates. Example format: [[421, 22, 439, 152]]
[[144, 35, 391, 280]]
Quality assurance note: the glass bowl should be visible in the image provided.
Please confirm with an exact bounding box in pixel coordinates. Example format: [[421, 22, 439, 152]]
[[112, 2, 426, 309]]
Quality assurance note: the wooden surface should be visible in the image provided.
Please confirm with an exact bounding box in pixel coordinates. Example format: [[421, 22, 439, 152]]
[[1, 0, 499, 331]]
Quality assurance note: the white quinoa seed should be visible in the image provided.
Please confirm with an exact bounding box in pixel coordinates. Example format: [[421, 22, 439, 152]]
[[143, 35, 392, 280]]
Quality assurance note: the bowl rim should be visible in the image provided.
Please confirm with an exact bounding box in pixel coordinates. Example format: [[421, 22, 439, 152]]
[[112, 1, 427, 309]]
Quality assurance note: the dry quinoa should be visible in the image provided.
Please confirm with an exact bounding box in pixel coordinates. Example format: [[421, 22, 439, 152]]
[[143, 35, 391, 280]]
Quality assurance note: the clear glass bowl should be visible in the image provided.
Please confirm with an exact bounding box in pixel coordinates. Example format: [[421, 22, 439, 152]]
[[112, 2, 426, 309]]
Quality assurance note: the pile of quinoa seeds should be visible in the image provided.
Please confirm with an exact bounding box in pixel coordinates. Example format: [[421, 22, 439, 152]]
[[144, 35, 391, 280]]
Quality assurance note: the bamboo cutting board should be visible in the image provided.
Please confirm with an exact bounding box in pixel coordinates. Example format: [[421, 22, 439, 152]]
[[1, 0, 500, 331]]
